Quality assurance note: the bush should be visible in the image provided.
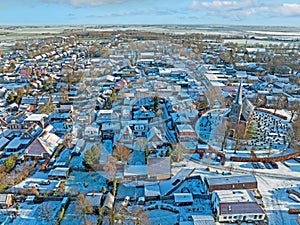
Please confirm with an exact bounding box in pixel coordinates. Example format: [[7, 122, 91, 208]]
[[4, 154, 18, 173]]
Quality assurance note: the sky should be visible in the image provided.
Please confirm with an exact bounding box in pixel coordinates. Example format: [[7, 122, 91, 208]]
[[1, 0, 300, 26]]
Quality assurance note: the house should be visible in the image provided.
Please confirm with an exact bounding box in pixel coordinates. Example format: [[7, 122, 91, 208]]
[[84, 126, 99, 141], [211, 189, 265, 223], [49, 112, 74, 134], [23, 114, 48, 129], [0, 194, 14, 208], [175, 124, 198, 143], [147, 157, 171, 180], [22, 123, 43, 140], [117, 125, 134, 149], [25, 132, 61, 159], [147, 127, 167, 151], [58, 104, 73, 113], [218, 202, 265, 223], [171, 112, 191, 125], [101, 122, 120, 141], [126, 120, 148, 138], [96, 110, 119, 125], [4, 137, 31, 155], [48, 167, 69, 180], [203, 174, 257, 195], [133, 108, 155, 120]]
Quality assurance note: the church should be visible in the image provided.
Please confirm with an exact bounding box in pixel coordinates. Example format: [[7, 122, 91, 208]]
[[224, 82, 255, 136]]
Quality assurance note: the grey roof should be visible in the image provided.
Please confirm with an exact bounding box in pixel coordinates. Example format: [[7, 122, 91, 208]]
[[205, 174, 257, 186], [48, 167, 69, 177], [233, 81, 243, 105], [241, 98, 255, 122], [0, 137, 10, 149], [192, 215, 215, 225], [144, 182, 160, 197]]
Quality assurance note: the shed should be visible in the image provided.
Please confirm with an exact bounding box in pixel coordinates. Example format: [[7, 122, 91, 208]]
[[174, 193, 193, 206], [48, 167, 69, 180], [144, 182, 160, 200]]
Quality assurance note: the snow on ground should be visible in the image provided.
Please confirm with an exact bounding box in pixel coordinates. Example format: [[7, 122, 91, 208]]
[[145, 198, 212, 224], [11, 201, 61, 225], [60, 201, 98, 225], [196, 108, 226, 143], [148, 209, 178, 225], [117, 184, 144, 198], [65, 171, 107, 193], [128, 150, 145, 165], [184, 158, 300, 225], [10, 171, 59, 194]]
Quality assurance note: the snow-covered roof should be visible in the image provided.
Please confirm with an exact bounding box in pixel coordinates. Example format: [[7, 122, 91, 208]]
[[48, 167, 69, 178], [191, 215, 215, 225], [147, 127, 163, 142], [147, 157, 171, 176], [205, 174, 257, 187], [24, 113, 48, 122], [0, 137, 10, 150], [213, 189, 253, 203], [124, 165, 147, 177], [174, 193, 193, 203], [144, 182, 160, 197]]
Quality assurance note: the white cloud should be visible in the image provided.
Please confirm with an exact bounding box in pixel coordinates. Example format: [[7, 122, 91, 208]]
[[43, 0, 128, 6], [276, 3, 300, 16], [70, 0, 125, 6], [189, 0, 200, 10], [190, 0, 270, 19]]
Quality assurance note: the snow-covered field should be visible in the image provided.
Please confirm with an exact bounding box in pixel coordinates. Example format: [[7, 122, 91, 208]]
[[11, 201, 61, 225], [65, 171, 107, 194], [183, 158, 300, 225]]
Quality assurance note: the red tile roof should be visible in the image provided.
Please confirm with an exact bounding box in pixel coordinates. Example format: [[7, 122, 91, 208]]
[[220, 202, 264, 215]]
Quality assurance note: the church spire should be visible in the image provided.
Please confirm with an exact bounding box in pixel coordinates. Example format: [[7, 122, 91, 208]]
[[234, 81, 243, 105]]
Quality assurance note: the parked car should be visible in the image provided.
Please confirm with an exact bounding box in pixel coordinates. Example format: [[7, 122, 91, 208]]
[[40, 180, 50, 185]]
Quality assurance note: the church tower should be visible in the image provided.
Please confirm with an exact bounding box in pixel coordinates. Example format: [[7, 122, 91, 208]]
[[228, 82, 243, 128]]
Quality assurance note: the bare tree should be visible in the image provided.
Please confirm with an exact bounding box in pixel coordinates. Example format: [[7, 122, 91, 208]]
[[39, 202, 53, 222], [113, 144, 131, 162], [273, 94, 286, 115], [76, 193, 94, 225], [103, 156, 117, 182], [289, 117, 300, 149], [233, 124, 247, 154], [136, 137, 148, 151], [211, 120, 231, 151], [172, 143, 187, 162], [131, 206, 151, 225], [205, 86, 225, 108], [63, 132, 73, 149], [287, 101, 300, 122]]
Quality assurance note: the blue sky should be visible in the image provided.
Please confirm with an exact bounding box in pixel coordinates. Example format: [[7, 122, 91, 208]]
[[1, 0, 300, 26]]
